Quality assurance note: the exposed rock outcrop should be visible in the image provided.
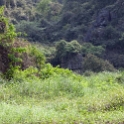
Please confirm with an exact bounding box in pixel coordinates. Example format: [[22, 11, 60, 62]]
[[85, 0, 124, 42], [60, 53, 83, 72]]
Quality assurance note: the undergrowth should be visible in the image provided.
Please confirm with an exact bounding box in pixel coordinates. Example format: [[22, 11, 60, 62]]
[[0, 67, 124, 123]]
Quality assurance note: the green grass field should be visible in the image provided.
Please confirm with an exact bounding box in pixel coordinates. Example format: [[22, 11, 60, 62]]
[[0, 70, 124, 123]]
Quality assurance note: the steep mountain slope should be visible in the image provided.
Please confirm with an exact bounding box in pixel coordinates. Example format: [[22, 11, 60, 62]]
[[37, 0, 124, 68], [2, 0, 124, 69], [2, 0, 40, 24]]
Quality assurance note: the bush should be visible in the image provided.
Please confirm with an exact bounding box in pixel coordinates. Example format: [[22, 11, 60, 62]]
[[0, 7, 46, 79], [51, 40, 82, 67], [29, 45, 46, 69], [56, 40, 82, 58], [16, 21, 43, 42], [83, 54, 115, 72], [81, 43, 105, 56], [105, 53, 124, 68]]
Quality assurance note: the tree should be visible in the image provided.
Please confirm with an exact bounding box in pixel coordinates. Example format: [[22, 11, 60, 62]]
[[0, 6, 45, 79], [56, 40, 81, 58], [0, 6, 17, 44], [92, 0, 116, 9], [37, 0, 51, 17]]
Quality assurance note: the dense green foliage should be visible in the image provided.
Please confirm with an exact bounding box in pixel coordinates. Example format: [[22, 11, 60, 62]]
[[56, 40, 81, 58], [0, 69, 124, 123], [81, 43, 105, 56], [83, 54, 115, 72], [6, 0, 124, 70], [0, 6, 45, 79], [0, 7, 17, 43], [0, 2, 124, 123]]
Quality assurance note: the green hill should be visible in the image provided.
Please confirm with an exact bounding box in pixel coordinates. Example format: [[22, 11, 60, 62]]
[[4, 0, 124, 71]]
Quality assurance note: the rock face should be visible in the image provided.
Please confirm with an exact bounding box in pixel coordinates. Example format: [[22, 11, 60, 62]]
[[35, 0, 123, 43], [0, 0, 16, 8], [2, 0, 124, 70], [95, 9, 111, 27], [60, 53, 83, 72], [85, 0, 124, 42], [0, 0, 4, 6], [85, 8, 112, 42]]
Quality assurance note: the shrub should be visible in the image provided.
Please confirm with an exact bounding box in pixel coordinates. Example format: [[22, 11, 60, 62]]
[[36, 0, 62, 21], [56, 40, 82, 58], [29, 45, 46, 69], [81, 43, 105, 56], [83, 54, 115, 72], [15, 21, 43, 42], [51, 40, 82, 67], [105, 53, 124, 68], [36, 0, 51, 17], [83, 70, 95, 76], [0, 7, 46, 79]]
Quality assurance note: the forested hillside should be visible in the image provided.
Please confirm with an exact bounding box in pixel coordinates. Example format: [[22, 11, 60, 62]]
[[2, 0, 124, 72]]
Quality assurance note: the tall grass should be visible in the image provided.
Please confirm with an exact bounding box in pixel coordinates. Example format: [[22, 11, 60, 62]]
[[0, 70, 124, 123]]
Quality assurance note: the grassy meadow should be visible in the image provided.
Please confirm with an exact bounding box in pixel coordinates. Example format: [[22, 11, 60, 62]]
[[0, 68, 124, 124]]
